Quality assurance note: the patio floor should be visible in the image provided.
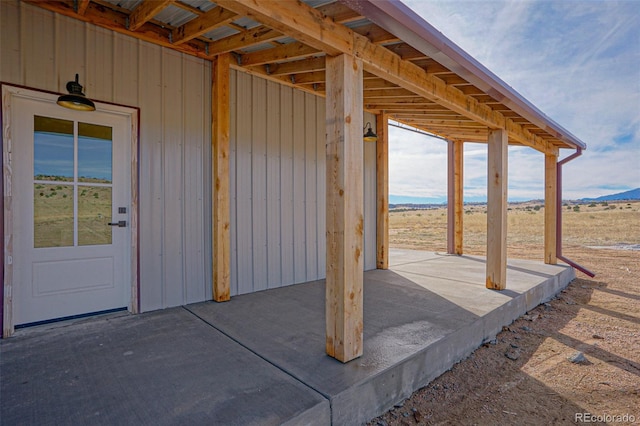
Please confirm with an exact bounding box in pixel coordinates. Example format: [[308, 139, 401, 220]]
[[0, 249, 574, 425]]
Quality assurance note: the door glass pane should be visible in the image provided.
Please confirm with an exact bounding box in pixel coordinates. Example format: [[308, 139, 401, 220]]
[[78, 122, 112, 184], [34, 116, 74, 182], [78, 186, 112, 246], [34, 184, 74, 247]]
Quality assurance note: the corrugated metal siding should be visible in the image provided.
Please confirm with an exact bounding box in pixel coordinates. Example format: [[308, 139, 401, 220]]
[[1, 1, 212, 312], [1, 1, 377, 305], [229, 72, 377, 296]]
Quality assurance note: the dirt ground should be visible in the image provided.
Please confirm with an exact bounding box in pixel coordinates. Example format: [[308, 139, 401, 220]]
[[369, 203, 639, 425]]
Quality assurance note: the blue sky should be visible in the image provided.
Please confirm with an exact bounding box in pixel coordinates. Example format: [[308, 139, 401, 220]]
[[34, 132, 112, 181], [390, 0, 639, 203]]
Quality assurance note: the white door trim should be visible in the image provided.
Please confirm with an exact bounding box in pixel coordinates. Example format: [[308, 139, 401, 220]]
[[1, 84, 139, 337]]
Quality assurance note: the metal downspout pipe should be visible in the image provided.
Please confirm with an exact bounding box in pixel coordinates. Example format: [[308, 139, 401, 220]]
[[556, 148, 595, 277]]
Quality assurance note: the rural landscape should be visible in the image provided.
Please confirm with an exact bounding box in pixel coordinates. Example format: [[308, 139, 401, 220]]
[[371, 197, 639, 425]]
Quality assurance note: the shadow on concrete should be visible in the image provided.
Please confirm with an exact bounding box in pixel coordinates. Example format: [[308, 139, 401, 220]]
[[0, 249, 578, 425]]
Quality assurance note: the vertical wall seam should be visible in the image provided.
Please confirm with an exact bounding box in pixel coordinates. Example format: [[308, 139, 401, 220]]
[[160, 49, 166, 308], [181, 56, 187, 305]]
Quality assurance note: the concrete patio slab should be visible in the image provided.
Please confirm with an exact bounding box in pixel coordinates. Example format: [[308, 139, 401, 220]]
[[0, 249, 574, 425], [0, 308, 329, 426], [187, 249, 574, 424]]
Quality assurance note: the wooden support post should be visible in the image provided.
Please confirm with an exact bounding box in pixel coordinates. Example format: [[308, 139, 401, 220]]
[[486, 129, 508, 290], [376, 112, 389, 269], [447, 140, 464, 255], [212, 53, 231, 302], [544, 152, 558, 264], [325, 54, 364, 363]]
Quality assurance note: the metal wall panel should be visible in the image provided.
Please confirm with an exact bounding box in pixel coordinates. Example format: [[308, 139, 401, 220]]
[[1, 2, 212, 312], [1, 1, 377, 306], [0, 1, 22, 82], [229, 72, 377, 296]]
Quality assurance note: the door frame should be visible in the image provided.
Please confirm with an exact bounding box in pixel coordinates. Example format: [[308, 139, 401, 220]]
[[1, 83, 140, 337]]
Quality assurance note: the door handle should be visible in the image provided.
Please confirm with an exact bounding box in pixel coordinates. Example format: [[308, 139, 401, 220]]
[[108, 220, 127, 228]]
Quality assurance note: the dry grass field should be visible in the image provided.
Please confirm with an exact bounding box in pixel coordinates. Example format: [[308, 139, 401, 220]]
[[34, 182, 112, 247], [371, 201, 640, 425]]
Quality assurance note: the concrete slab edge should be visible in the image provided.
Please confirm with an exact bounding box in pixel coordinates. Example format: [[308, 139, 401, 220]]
[[331, 265, 575, 425], [281, 399, 331, 426]]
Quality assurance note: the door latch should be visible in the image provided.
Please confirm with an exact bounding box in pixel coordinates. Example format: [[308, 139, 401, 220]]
[[108, 220, 127, 228]]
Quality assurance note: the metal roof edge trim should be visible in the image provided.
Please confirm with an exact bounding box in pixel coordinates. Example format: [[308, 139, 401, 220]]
[[341, 0, 586, 150]]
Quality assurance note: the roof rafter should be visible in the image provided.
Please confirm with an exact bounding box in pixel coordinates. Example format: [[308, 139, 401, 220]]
[[172, 6, 237, 45], [207, 26, 283, 55], [129, 0, 173, 32], [240, 42, 320, 66], [217, 0, 552, 153], [24, 0, 210, 58]]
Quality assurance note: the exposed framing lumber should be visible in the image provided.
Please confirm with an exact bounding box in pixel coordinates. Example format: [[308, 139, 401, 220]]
[[172, 6, 237, 45], [486, 129, 508, 290], [24, 0, 210, 59], [77, 0, 90, 15], [208, 26, 283, 55], [363, 89, 419, 98], [240, 42, 320, 67], [215, 0, 350, 56], [325, 54, 364, 363], [212, 53, 232, 302], [364, 104, 446, 112], [290, 71, 325, 84], [265, 57, 326, 76], [351, 23, 400, 44], [447, 140, 464, 255], [216, 0, 553, 154], [24, 0, 573, 152], [376, 113, 389, 269], [128, 0, 172, 31], [544, 152, 558, 264], [316, 2, 362, 24]]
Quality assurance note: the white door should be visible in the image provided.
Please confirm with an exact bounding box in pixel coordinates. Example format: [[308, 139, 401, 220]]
[[10, 95, 132, 326]]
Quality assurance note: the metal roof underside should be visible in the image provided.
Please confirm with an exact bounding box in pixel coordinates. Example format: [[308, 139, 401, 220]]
[[27, 0, 587, 152]]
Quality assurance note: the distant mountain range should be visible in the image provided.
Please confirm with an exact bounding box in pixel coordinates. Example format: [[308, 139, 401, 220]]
[[581, 188, 640, 202]]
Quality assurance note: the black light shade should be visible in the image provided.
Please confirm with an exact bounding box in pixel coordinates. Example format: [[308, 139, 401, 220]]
[[57, 74, 95, 111], [363, 122, 377, 142]]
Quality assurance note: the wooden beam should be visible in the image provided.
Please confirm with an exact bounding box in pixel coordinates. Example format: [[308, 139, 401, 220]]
[[266, 57, 325, 76], [172, 6, 237, 45], [325, 54, 364, 363], [128, 0, 172, 32], [363, 88, 419, 99], [215, 0, 350, 56], [290, 71, 325, 85], [77, 0, 90, 15], [351, 23, 400, 44], [376, 113, 389, 269], [544, 152, 558, 264], [486, 129, 508, 290], [208, 26, 283, 55], [363, 79, 401, 90], [212, 53, 231, 302], [240, 42, 320, 67], [447, 140, 464, 255], [364, 104, 445, 112], [316, 2, 362, 23]]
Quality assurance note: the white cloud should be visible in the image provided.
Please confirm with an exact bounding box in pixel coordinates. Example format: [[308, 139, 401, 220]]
[[390, 0, 640, 201]]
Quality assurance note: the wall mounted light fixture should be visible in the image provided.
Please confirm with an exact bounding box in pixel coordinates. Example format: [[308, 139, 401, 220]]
[[57, 74, 95, 111], [363, 122, 377, 142]]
